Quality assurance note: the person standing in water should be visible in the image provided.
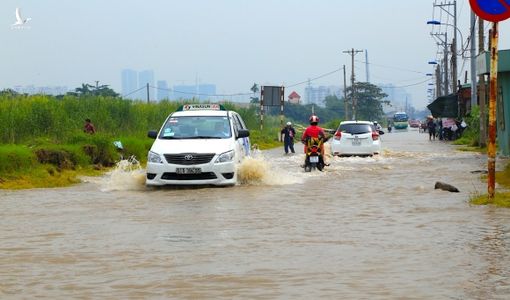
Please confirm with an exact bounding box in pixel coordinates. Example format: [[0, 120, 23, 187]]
[[280, 121, 296, 154]]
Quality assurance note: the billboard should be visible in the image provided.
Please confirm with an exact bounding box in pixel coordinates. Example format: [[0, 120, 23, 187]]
[[262, 86, 284, 106]]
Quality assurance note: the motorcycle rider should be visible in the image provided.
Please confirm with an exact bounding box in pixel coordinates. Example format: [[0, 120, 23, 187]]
[[301, 115, 327, 163]]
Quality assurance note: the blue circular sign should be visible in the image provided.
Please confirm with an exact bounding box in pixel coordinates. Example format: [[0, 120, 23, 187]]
[[470, 0, 510, 22]]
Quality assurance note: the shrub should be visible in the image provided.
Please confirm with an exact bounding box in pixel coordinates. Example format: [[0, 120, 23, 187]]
[[0, 145, 36, 173]]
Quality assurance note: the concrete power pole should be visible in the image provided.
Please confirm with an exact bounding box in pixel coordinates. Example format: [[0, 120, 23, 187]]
[[146, 83, 150, 103], [444, 32, 449, 95], [434, 1, 457, 94], [453, 0, 457, 93], [436, 65, 442, 99], [365, 50, 370, 83], [343, 48, 363, 120], [470, 11, 477, 108], [479, 18, 487, 147], [343, 65, 348, 120]]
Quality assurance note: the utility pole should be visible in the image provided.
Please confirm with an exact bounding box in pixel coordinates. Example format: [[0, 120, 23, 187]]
[[343, 48, 363, 120], [444, 32, 449, 95], [146, 83, 150, 103], [436, 65, 442, 98], [479, 18, 487, 147], [470, 11, 477, 108], [434, 1, 457, 94], [343, 65, 348, 120], [365, 50, 370, 83], [453, 0, 457, 93], [432, 32, 449, 95], [488, 23, 499, 201]]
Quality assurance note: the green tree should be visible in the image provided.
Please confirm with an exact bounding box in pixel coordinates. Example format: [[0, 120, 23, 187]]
[[323, 95, 345, 118], [67, 83, 119, 97], [250, 83, 259, 104], [346, 82, 389, 121], [0, 89, 20, 97]]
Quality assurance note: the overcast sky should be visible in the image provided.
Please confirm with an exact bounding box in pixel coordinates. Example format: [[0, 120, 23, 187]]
[[3, 0, 510, 109]]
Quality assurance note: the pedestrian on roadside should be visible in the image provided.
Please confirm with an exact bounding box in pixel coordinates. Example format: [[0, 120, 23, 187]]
[[426, 117, 436, 141], [84, 118, 96, 134], [281, 121, 296, 154]]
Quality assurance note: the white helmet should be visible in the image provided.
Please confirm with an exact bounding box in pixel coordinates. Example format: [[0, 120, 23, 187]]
[[286, 122, 292, 126]]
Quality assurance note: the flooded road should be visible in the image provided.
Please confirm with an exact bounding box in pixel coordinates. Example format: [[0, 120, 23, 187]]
[[1, 129, 510, 299]]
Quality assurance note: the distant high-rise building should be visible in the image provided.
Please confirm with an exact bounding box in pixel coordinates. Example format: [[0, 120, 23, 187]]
[[379, 84, 412, 113], [138, 70, 154, 100], [173, 84, 216, 101], [121, 69, 138, 99], [198, 84, 216, 100], [157, 80, 169, 101], [304, 85, 343, 107]]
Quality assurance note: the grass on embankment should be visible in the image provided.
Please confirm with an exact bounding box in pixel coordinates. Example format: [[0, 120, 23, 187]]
[[469, 162, 510, 207], [0, 134, 151, 189], [0, 128, 283, 189]]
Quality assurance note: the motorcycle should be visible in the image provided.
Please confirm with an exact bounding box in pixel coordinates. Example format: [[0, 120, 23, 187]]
[[302, 136, 327, 172]]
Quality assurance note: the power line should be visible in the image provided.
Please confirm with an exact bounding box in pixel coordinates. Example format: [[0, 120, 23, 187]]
[[286, 68, 342, 88], [122, 86, 146, 98], [355, 59, 428, 75], [383, 78, 431, 89]]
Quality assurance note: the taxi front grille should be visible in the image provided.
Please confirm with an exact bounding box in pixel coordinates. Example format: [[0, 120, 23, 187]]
[[161, 172, 217, 180], [164, 153, 215, 165]]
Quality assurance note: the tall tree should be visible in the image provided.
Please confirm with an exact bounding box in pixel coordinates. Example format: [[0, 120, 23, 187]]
[[68, 83, 119, 97], [250, 83, 259, 104], [323, 95, 345, 119], [346, 82, 389, 121]]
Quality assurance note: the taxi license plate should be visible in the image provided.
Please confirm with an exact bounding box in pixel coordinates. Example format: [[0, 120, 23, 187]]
[[176, 167, 202, 174], [352, 137, 361, 146], [310, 156, 319, 163]]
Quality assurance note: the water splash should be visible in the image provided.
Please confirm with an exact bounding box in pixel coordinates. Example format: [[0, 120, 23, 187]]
[[99, 156, 146, 192], [237, 154, 305, 186]]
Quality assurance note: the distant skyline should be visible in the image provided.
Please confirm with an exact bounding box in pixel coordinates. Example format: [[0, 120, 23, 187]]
[[4, 1, 510, 109]]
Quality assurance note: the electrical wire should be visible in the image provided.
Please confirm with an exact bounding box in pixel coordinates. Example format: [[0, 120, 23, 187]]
[[122, 86, 146, 98]]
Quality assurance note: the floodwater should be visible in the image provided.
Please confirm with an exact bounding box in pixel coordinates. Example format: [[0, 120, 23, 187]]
[[1, 129, 510, 299]]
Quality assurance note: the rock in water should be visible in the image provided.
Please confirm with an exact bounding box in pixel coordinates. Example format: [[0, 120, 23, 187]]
[[434, 181, 460, 193]]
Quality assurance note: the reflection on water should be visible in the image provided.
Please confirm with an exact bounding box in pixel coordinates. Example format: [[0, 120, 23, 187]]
[[1, 130, 510, 299]]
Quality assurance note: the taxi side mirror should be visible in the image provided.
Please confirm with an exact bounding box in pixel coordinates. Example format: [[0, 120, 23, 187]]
[[236, 129, 250, 139], [147, 130, 158, 139]]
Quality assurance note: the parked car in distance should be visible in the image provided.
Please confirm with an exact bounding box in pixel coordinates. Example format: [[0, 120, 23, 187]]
[[330, 121, 381, 157]]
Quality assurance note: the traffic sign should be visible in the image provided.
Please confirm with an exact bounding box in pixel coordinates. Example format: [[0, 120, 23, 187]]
[[470, 0, 510, 22]]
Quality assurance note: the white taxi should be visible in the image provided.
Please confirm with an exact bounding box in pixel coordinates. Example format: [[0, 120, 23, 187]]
[[146, 104, 250, 186]]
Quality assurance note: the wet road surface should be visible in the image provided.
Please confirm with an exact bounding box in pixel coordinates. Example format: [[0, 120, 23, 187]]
[[1, 129, 510, 299]]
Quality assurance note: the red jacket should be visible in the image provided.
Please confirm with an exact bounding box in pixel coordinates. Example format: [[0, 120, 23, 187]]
[[301, 125, 325, 141]]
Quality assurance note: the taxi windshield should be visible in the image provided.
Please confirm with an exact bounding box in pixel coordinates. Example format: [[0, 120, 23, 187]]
[[159, 116, 231, 139]]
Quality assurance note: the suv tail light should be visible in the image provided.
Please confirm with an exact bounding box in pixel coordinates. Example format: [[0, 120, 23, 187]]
[[371, 131, 379, 141], [334, 130, 342, 140]]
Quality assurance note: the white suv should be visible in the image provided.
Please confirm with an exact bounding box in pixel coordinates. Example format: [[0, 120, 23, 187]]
[[146, 104, 250, 186]]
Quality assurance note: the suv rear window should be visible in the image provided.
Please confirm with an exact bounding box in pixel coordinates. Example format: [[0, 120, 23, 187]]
[[339, 124, 372, 134]]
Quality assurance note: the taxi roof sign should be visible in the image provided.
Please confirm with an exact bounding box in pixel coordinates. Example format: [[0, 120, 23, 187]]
[[177, 104, 226, 111]]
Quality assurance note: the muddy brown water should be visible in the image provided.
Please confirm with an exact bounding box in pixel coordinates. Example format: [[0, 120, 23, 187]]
[[1, 129, 510, 299]]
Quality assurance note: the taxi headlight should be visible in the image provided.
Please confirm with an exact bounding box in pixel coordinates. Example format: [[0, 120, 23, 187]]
[[215, 150, 234, 163], [148, 151, 163, 164]]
